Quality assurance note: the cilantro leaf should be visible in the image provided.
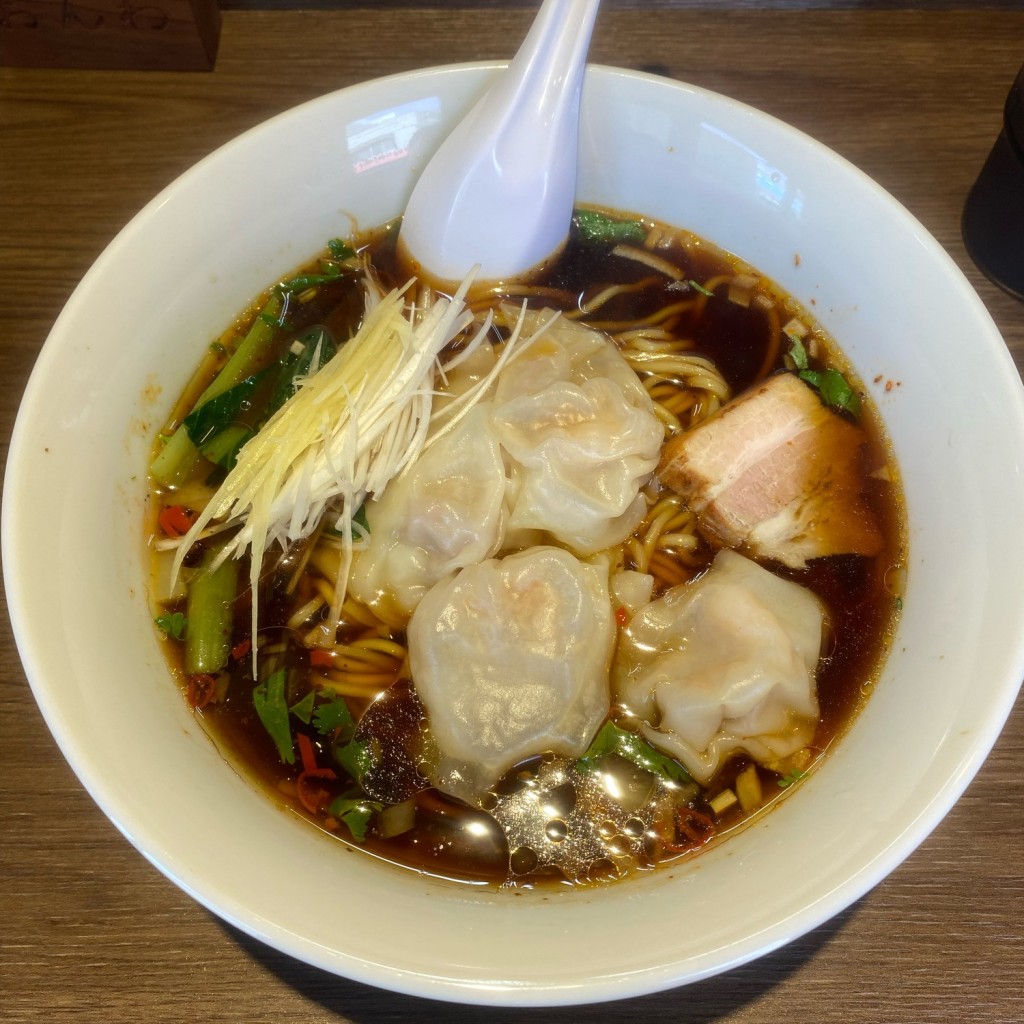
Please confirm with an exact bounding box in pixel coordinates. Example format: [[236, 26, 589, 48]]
[[785, 334, 861, 416], [328, 794, 382, 842], [334, 737, 373, 782], [253, 669, 295, 765], [579, 721, 692, 785], [777, 769, 807, 789], [155, 611, 187, 641], [803, 367, 861, 415], [313, 698, 356, 740], [289, 689, 316, 725], [786, 332, 810, 371], [573, 209, 646, 246]]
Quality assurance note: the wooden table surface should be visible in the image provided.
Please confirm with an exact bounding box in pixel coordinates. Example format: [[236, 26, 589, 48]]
[[2, 5, 1023, 1022]]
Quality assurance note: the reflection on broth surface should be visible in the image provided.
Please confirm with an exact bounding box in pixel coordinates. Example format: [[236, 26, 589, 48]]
[[147, 208, 905, 888]]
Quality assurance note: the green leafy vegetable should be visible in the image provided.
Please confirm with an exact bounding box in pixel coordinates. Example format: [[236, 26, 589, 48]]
[[253, 669, 295, 765], [289, 689, 316, 725], [352, 503, 370, 535], [184, 544, 238, 676], [277, 264, 344, 294], [787, 332, 811, 370], [327, 239, 356, 260], [785, 333, 861, 416], [259, 308, 287, 328], [150, 292, 284, 488], [197, 423, 253, 472], [268, 326, 337, 415], [328, 794, 381, 842], [687, 279, 715, 297], [579, 721, 621, 762], [182, 370, 266, 448], [573, 209, 646, 246], [313, 698, 357, 739], [181, 327, 337, 474], [804, 367, 860, 415], [325, 503, 370, 541], [777, 769, 807, 789], [579, 721, 692, 785], [155, 611, 187, 640], [334, 737, 373, 782]]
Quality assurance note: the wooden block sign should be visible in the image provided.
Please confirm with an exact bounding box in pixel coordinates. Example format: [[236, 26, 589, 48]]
[[0, 0, 220, 70]]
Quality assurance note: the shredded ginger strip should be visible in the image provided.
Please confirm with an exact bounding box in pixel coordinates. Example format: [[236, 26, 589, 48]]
[[173, 270, 534, 667]]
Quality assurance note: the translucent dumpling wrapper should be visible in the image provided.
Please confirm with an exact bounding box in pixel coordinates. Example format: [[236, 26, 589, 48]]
[[613, 549, 825, 783], [610, 569, 655, 620], [431, 338, 498, 418], [491, 311, 663, 555], [408, 545, 615, 804], [348, 403, 506, 616], [493, 307, 651, 407]]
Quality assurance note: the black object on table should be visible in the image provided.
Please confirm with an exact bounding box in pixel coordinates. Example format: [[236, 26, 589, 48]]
[[963, 64, 1024, 301]]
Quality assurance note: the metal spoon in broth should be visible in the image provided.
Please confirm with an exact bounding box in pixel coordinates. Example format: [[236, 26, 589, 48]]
[[397, 0, 601, 290]]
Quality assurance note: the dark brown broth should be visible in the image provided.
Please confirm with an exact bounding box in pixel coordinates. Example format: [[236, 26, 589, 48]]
[[149, 210, 905, 888]]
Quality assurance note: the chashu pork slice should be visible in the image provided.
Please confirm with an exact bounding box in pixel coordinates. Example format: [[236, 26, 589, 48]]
[[658, 372, 883, 568]]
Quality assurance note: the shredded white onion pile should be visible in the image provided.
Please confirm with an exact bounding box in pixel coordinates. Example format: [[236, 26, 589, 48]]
[[174, 271, 548, 658]]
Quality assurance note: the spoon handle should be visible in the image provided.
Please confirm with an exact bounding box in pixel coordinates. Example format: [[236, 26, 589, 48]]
[[490, 0, 601, 154], [400, 0, 601, 285]]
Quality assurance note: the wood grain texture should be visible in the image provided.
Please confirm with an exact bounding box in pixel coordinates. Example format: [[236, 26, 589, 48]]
[[1, 8, 1022, 1023], [0, 0, 221, 71]]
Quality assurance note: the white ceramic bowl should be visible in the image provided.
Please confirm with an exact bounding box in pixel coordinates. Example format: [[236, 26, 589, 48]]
[[5, 64, 1024, 1006]]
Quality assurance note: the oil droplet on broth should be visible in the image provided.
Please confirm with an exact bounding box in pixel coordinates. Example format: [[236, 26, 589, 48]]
[[490, 754, 677, 883], [545, 818, 569, 843], [510, 845, 540, 875], [623, 817, 646, 839]]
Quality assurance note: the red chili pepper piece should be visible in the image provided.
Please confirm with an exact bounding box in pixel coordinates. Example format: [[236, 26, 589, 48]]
[[296, 731, 318, 774], [678, 807, 716, 846], [187, 673, 216, 709], [309, 648, 334, 668], [158, 505, 197, 538], [296, 768, 338, 815], [231, 637, 251, 661], [663, 806, 717, 854], [614, 605, 630, 627]]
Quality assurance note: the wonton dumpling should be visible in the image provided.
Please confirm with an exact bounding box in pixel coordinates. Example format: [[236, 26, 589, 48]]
[[492, 313, 662, 555], [348, 404, 506, 616], [408, 546, 614, 804], [431, 339, 498, 417], [494, 308, 651, 407], [613, 549, 824, 783]]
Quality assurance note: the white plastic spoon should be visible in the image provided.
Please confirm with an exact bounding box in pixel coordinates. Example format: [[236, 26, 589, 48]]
[[398, 0, 601, 287]]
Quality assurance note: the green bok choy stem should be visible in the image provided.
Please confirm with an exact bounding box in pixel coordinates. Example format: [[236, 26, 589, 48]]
[[185, 542, 239, 676], [151, 292, 284, 488]]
